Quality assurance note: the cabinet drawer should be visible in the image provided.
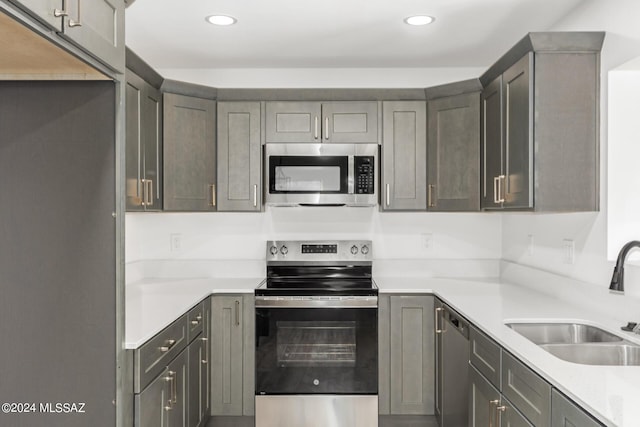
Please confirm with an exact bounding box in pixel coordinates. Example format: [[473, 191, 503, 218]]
[[135, 315, 188, 393], [470, 326, 501, 389], [502, 351, 551, 427], [187, 301, 205, 342]]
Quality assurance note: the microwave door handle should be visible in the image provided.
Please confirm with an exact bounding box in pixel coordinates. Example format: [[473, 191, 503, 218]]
[[348, 156, 355, 194]]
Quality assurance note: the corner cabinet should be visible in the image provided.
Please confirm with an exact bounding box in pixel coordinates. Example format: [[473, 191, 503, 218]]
[[379, 295, 434, 415], [265, 101, 378, 143], [126, 69, 162, 211], [381, 101, 427, 211], [163, 93, 217, 211], [427, 91, 480, 211], [8, 0, 125, 72], [480, 32, 603, 211], [217, 102, 262, 212], [211, 295, 255, 416]]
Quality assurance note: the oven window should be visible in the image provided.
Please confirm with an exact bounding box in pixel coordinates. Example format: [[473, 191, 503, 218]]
[[274, 166, 341, 192], [256, 307, 377, 395], [269, 155, 348, 194]]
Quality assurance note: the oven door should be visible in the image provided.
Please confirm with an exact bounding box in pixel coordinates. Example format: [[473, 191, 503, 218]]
[[255, 299, 377, 395]]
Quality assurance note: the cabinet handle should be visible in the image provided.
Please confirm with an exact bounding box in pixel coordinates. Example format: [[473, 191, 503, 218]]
[[493, 176, 500, 204], [488, 400, 499, 427], [147, 179, 154, 207], [325, 117, 329, 140], [314, 116, 319, 139], [140, 179, 147, 207], [385, 184, 390, 207], [435, 307, 444, 334], [68, 0, 82, 27], [169, 370, 177, 404], [202, 359, 208, 364], [164, 373, 173, 411], [253, 184, 258, 207], [159, 339, 176, 353], [191, 314, 202, 325], [210, 184, 216, 207], [499, 175, 506, 203], [235, 300, 240, 326], [53, 8, 68, 17], [428, 184, 436, 208], [496, 404, 506, 426]]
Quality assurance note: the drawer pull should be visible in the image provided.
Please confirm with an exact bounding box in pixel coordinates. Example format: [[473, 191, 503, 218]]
[[191, 314, 202, 326], [202, 359, 208, 364], [159, 339, 177, 353]]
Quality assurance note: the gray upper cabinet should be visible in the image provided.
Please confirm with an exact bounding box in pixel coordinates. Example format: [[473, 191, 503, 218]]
[[217, 102, 262, 211], [381, 101, 427, 211], [551, 390, 603, 427], [427, 91, 480, 211], [480, 32, 603, 211], [265, 101, 378, 143], [163, 93, 217, 211], [10, 0, 125, 72], [126, 69, 162, 211]]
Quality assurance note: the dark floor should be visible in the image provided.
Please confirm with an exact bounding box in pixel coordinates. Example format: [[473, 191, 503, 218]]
[[207, 415, 439, 427]]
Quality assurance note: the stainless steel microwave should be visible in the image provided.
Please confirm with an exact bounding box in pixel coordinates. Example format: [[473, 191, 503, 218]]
[[265, 143, 378, 206]]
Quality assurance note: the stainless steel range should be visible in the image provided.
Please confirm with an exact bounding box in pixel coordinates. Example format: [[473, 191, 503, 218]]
[[255, 240, 378, 427]]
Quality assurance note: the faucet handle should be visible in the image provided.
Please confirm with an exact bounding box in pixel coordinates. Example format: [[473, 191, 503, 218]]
[[621, 322, 638, 332]]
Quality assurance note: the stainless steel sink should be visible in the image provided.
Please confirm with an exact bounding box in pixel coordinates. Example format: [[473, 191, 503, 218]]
[[539, 343, 640, 366], [506, 322, 623, 344]]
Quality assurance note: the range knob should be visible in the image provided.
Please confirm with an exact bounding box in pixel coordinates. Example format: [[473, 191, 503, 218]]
[[361, 245, 369, 255], [269, 245, 278, 256], [350, 245, 359, 255], [280, 245, 288, 255]]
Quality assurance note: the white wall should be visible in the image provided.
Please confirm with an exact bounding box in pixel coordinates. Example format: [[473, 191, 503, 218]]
[[502, 0, 640, 297]]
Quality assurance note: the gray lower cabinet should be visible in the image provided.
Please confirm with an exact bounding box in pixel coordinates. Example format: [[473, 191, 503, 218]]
[[551, 390, 603, 427], [211, 295, 255, 416], [381, 101, 427, 211], [265, 101, 378, 143], [481, 32, 603, 211], [217, 102, 262, 211], [126, 69, 162, 211], [9, 0, 125, 72], [163, 93, 217, 211], [188, 299, 211, 427], [427, 91, 480, 211], [379, 295, 434, 415]]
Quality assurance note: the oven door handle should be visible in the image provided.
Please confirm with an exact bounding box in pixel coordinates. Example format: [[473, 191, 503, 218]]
[[255, 296, 378, 309]]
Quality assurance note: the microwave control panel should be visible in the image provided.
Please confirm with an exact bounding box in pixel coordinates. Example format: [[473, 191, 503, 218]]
[[355, 156, 375, 194]]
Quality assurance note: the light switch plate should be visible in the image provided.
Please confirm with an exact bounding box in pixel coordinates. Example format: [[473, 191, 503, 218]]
[[562, 239, 575, 264]]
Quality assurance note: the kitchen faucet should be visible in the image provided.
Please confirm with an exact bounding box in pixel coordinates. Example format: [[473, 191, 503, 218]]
[[610, 240, 640, 293]]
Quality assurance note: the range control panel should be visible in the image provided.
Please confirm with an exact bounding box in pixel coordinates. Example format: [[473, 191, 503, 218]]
[[267, 240, 372, 262]]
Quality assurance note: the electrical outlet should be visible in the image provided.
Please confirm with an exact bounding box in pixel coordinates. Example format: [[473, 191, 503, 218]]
[[170, 233, 182, 252], [421, 233, 433, 250], [562, 239, 575, 264], [527, 234, 534, 256]]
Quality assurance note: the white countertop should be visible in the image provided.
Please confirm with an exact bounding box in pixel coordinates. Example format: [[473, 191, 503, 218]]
[[126, 272, 640, 426]]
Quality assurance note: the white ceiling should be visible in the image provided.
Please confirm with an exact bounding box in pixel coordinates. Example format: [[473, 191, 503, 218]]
[[125, 0, 585, 70]]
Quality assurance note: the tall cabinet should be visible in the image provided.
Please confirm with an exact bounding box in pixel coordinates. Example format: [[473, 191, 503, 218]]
[[381, 101, 427, 211], [480, 32, 604, 211], [217, 102, 262, 212]]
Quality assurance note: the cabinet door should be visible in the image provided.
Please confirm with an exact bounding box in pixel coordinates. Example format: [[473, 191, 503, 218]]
[[322, 101, 378, 143], [434, 299, 444, 420], [381, 101, 427, 211], [551, 390, 602, 427], [389, 295, 434, 415], [502, 52, 534, 209], [143, 83, 163, 210], [202, 298, 211, 418], [125, 70, 145, 211], [265, 101, 321, 143], [502, 352, 551, 427], [211, 296, 244, 416], [135, 368, 170, 427], [163, 94, 216, 211], [469, 365, 500, 427], [167, 349, 188, 427], [8, 0, 64, 30], [501, 398, 533, 427], [428, 92, 480, 211], [60, 0, 125, 72], [481, 75, 503, 209], [217, 102, 262, 211], [188, 336, 207, 427]]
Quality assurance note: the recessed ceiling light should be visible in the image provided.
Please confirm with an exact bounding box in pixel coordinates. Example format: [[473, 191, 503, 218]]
[[206, 15, 237, 26], [404, 15, 435, 26]]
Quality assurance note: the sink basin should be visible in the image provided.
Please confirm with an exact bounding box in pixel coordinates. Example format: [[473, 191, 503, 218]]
[[540, 343, 640, 366], [506, 322, 624, 344]]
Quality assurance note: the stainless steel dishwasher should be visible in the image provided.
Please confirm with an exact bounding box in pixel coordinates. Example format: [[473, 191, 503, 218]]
[[435, 300, 470, 427]]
